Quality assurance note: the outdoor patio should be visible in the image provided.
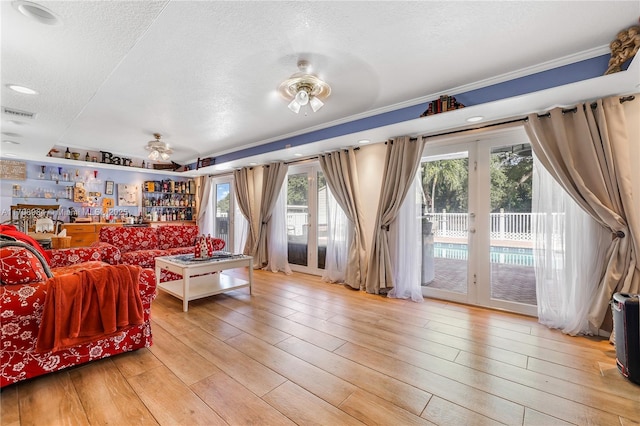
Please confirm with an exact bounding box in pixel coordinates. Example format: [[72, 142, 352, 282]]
[[424, 257, 537, 306]]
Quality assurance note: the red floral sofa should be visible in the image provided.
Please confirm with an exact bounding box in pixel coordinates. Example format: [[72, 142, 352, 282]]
[[92, 225, 225, 281], [0, 237, 156, 388]]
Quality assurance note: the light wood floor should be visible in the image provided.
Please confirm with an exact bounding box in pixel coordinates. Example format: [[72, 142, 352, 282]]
[[2, 269, 639, 426]]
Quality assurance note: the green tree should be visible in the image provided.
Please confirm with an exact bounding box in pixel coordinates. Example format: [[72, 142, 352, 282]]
[[217, 192, 230, 213], [422, 158, 468, 213], [490, 151, 532, 212], [287, 174, 308, 206]]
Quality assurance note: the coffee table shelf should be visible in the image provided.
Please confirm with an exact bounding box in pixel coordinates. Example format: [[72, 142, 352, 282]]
[[155, 254, 253, 312]]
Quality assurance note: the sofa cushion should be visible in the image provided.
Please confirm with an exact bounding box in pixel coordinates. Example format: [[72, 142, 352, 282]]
[[0, 245, 50, 285], [99, 226, 158, 253], [157, 225, 199, 250], [121, 249, 168, 268]]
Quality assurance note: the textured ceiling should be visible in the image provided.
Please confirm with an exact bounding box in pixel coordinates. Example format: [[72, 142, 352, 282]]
[[1, 1, 639, 173]]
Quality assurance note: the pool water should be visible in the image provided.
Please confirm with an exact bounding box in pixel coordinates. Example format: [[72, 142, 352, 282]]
[[433, 242, 533, 266]]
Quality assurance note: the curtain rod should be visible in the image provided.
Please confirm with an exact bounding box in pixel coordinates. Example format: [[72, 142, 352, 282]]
[[413, 94, 635, 140]]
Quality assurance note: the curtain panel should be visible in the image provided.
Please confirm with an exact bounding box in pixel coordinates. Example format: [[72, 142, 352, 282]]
[[233, 167, 259, 257], [532, 157, 611, 335], [388, 173, 424, 302], [524, 95, 639, 331], [254, 162, 288, 268], [366, 136, 425, 294], [322, 187, 349, 283], [195, 176, 212, 235], [319, 148, 368, 290], [263, 180, 292, 274]]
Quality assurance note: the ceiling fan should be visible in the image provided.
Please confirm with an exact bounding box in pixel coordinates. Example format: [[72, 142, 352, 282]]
[[278, 60, 331, 114], [145, 133, 173, 161]]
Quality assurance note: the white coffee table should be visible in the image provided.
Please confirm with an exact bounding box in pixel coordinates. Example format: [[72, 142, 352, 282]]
[[155, 253, 253, 312]]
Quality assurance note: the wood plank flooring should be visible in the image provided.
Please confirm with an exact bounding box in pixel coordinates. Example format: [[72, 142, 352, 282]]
[[2, 269, 639, 425]]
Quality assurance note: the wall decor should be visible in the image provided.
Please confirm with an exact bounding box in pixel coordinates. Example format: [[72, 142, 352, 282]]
[[105, 180, 114, 195], [0, 159, 26, 180], [73, 182, 86, 203], [100, 150, 133, 166], [117, 183, 141, 206]]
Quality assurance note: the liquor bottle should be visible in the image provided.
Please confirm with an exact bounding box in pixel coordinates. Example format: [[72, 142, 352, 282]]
[[65, 148, 71, 159], [85, 152, 90, 161]]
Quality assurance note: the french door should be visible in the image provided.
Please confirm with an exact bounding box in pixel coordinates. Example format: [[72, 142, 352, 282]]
[[421, 127, 537, 316], [209, 176, 234, 251], [286, 163, 327, 275]]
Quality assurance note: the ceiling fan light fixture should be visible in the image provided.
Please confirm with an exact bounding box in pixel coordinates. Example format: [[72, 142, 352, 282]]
[[288, 99, 301, 114], [295, 88, 309, 106], [309, 96, 324, 112], [145, 133, 172, 161], [278, 60, 330, 114]]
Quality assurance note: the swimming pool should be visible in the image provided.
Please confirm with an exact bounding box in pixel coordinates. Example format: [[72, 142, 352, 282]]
[[433, 242, 534, 266]]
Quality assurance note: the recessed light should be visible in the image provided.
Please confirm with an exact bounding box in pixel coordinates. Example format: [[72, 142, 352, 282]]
[[1, 153, 17, 157], [294, 153, 303, 157], [7, 84, 38, 95], [2, 140, 20, 145], [249, 162, 257, 166], [466, 116, 484, 123], [12, 1, 62, 26], [358, 139, 370, 144]]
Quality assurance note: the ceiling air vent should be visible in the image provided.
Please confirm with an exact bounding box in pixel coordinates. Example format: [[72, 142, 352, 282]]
[[2, 106, 36, 119]]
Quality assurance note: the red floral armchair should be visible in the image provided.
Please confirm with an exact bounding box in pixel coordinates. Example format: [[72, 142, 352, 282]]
[[0, 238, 156, 388]]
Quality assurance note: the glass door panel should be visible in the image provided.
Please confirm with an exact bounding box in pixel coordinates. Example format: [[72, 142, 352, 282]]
[[420, 147, 473, 304], [486, 142, 537, 310], [286, 163, 325, 274], [287, 172, 310, 267], [214, 182, 231, 249]]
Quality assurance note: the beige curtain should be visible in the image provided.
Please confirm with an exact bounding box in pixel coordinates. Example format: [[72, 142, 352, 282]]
[[366, 136, 425, 294], [525, 95, 639, 330], [195, 175, 211, 232], [233, 167, 258, 257], [254, 162, 288, 268], [319, 148, 368, 290]]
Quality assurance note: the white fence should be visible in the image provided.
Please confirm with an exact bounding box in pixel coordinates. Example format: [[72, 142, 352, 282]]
[[286, 210, 535, 242], [430, 211, 532, 241], [287, 212, 308, 236]]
